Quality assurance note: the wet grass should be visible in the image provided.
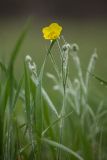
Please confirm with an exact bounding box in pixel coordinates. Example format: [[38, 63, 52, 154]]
[[0, 18, 107, 159]]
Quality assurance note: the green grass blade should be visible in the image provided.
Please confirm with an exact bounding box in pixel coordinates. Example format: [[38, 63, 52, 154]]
[[43, 101, 56, 159], [42, 88, 59, 117], [0, 79, 10, 117], [0, 60, 7, 73], [8, 22, 30, 69], [24, 62, 30, 122], [47, 40, 56, 55], [35, 82, 43, 160], [89, 72, 107, 87], [42, 111, 72, 136], [36, 40, 57, 135], [38, 39, 56, 82], [7, 22, 30, 112], [42, 138, 84, 160], [13, 76, 24, 112], [0, 78, 10, 159]]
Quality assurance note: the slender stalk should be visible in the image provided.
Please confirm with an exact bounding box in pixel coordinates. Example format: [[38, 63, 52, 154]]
[[49, 53, 60, 79], [57, 40, 69, 160], [57, 91, 66, 160]]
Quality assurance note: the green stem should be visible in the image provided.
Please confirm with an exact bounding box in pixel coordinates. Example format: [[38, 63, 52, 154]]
[[57, 91, 66, 160]]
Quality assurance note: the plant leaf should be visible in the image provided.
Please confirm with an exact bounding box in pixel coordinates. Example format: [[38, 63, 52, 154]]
[[42, 138, 84, 160]]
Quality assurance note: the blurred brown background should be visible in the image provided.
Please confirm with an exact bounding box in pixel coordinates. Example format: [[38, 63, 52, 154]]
[[0, 0, 107, 19]]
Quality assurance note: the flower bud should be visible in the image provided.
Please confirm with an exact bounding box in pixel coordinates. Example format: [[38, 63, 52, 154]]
[[25, 55, 32, 62], [71, 43, 79, 52], [62, 43, 71, 52]]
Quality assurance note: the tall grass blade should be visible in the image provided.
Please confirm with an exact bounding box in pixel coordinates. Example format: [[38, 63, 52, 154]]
[[9, 22, 30, 69], [0, 60, 7, 73], [42, 111, 72, 136], [13, 76, 23, 111], [42, 138, 84, 160], [42, 88, 59, 117]]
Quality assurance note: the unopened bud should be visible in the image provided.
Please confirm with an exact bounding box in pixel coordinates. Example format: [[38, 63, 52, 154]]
[[62, 43, 71, 52], [25, 55, 32, 62], [71, 43, 79, 52]]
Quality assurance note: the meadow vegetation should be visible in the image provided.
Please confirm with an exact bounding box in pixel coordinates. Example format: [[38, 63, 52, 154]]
[[0, 20, 107, 160]]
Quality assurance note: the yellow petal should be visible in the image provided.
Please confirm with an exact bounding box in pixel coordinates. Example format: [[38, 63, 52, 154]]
[[42, 23, 62, 40]]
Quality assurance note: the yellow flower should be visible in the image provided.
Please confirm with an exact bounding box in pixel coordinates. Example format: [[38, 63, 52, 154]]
[[42, 23, 62, 40]]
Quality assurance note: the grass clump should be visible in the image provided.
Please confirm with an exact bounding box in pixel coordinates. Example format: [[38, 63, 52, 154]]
[[0, 22, 107, 160]]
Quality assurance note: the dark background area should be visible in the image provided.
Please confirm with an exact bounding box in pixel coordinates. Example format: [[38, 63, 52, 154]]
[[0, 0, 107, 19]]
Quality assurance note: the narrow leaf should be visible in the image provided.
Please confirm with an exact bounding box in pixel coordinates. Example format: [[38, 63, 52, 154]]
[[42, 88, 59, 117], [42, 138, 84, 160]]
